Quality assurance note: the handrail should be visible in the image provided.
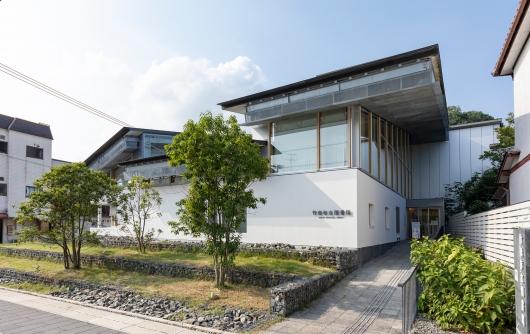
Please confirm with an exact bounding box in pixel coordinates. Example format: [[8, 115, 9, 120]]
[[398, 265, 422, 333]]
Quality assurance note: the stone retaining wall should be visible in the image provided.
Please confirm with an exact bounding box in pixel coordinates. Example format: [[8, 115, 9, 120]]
[[0, 267, 125, 292], [269, 271, 345, 316], [99, 236, 355, 270], [0, 248, 297, 288], [0, 242, 359, 316]]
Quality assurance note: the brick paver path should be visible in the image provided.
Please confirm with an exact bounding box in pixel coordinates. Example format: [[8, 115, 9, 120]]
[[261, 241, 411, 334]]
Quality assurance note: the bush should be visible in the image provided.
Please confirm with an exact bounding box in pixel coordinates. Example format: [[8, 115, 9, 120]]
[[410, 235, 515, 333]]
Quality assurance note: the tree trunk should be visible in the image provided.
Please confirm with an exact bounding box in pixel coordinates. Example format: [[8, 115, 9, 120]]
[[62, 246, 70, 269], [213, 255, 220, 286]]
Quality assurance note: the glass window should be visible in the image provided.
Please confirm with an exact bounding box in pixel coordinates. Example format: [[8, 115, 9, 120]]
[[0, 183, 6, 196], [26, 146, 43, 159], [271, 114, 317, 173], [396, 207, 400, 233], [385, 207, 390, 229], [320, 109, 348, 169], [380, 119, 386, 185], [387, 123, 392, 187], [371, 115, 379, 178], [25, 186, 37, 197], [360, 111, 370, 172], [0, 141, 7, 154], [101, 205, 110, 218], [143, 134, 174, 158], [369, 203, 374, 228]]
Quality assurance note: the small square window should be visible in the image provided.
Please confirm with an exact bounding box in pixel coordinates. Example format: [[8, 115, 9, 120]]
[[0, 184, 6, 196], [369, 204, 374, 228], [385, 207, 390, 229], [101, 205, 110, 218], [25, 186, 38, 197], [0, 141, 7, 154], [396, 207, 401, 234], [26, 146, 43, 159]]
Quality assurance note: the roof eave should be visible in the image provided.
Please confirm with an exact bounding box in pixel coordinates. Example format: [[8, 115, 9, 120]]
[[493, 0, 530, 77], [219, 44, 441, 110]]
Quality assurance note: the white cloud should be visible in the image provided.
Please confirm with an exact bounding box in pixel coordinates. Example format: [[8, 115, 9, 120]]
[[128, 55, 266, 131]]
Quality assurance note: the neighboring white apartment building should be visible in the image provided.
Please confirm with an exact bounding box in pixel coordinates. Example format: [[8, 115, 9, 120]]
[[493, 0, 530, 204], [0, 114, 53, 243], [88, 45, 501, 261]]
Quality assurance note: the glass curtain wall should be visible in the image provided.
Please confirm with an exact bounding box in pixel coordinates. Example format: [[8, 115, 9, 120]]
[[360, 111, 370, 172], [320, 110, 348, 168], [371, 115, 379, 178], [359, 108, 411, 198], [270, 108, 348, 173], [271, 114, 317, 173]]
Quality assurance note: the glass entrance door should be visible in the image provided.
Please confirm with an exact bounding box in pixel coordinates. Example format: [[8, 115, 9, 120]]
[[408, 208, 440, 238]]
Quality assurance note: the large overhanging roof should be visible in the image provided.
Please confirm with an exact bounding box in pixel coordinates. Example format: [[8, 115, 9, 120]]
[[218, 45, 448, 144]]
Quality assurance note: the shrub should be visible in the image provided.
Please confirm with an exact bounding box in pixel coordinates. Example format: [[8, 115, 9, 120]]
[[410, 235, 515, 333]]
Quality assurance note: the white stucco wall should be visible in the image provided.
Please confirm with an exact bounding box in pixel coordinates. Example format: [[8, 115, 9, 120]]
[[94, 167, 411, 249], [511, 35, 530, 204], [411, 123, 499, 199], [355, 170, 407, 248]]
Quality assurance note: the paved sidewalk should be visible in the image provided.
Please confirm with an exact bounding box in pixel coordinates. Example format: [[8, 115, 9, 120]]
[[261, 241, 411, 334], [0, 287, 219, 334]]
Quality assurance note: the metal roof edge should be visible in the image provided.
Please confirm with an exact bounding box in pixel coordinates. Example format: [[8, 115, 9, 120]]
[[84, 127, 179, 166], [493, 0, 530, 76], [218, 44, 440, 109], [448, 118, 503, 130]]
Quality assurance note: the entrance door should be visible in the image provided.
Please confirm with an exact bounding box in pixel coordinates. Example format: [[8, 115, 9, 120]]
[[408, 208, 440, 238]]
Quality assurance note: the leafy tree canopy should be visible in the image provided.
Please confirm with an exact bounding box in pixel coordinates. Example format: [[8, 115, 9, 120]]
[[165, 111, 269, 286], [114, 175, 163, 253], [445, 112, 515, 217], [16, 162, 119, 269], [480, 112, 515, 168], [448, 105, 494, 126]]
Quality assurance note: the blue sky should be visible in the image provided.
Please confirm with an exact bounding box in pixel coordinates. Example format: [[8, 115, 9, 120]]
[[0, 0, 519, 161]]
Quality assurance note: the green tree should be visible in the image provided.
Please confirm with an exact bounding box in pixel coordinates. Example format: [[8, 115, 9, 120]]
[[448, 105, 495, 126], [165, 111, 269, 287], [115, 175, 163, 253], [480, 112, 515, 168], [16, 162, 119, 269], [445, 112, 515, 216]]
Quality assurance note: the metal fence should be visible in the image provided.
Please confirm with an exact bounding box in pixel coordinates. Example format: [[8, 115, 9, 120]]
[[398, 266, 422, 333]]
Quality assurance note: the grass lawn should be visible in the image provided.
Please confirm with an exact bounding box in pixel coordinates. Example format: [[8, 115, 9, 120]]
[[0, 255, 270, 312], [0, 243, 333, 277], [0, 242, 334, 312]]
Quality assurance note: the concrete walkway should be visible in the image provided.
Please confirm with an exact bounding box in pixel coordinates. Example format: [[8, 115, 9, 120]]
[[0, 287, 220, 334], [261, 241, 411, 334]]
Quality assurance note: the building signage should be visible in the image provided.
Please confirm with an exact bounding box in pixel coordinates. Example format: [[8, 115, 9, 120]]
[[312, 210, 352, 219]]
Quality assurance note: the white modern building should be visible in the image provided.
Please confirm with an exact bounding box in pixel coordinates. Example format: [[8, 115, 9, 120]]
[[89, 45, 501, 260], [493, 0, 530, 205], [0, 114, 54, 243]]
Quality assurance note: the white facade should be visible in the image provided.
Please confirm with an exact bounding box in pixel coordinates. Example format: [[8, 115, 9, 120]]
[[411, 120, 500, 199], [493, 1, 530, 204], [93, 165, 408, 248], [510, 37, 530, 204], [0, 116, 53, 243]]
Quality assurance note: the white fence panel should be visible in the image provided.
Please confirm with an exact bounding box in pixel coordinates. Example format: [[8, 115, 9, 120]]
[[448, 201, 530, 266]]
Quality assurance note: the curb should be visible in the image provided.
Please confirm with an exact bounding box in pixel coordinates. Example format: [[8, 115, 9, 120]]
[[0, 285, 229, 334]]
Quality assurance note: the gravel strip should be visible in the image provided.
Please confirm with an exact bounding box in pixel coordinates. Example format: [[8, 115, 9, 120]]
[[0, 277, 278, 332], [409, 313, 476, 334]]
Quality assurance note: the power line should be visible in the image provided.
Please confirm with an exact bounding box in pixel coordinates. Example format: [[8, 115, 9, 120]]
[[0, 62, 133, 128]]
